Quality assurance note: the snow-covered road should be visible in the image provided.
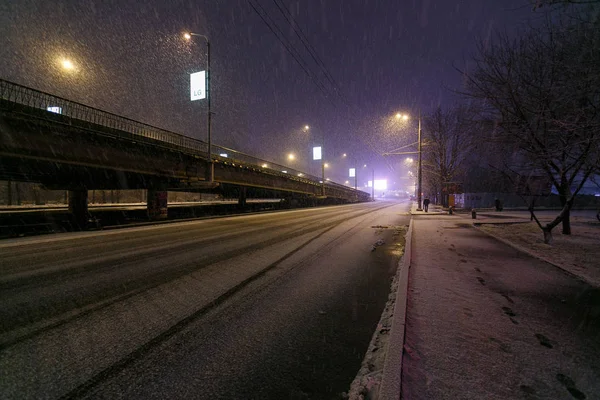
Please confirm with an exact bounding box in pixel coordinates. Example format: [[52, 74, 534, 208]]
[[0, 200, 410, 399]]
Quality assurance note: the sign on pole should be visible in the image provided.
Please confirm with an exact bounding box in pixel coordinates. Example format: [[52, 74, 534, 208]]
[[190, 71, 206, 101], [349, 168, 356, 177], [313, 146, 322, 161]]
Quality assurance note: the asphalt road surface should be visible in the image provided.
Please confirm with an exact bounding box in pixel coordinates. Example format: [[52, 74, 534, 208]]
[[0, 200, 410, 399]]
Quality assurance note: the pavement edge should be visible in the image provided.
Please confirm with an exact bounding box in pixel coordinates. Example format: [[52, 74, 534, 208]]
[[377, 217, 413, 399]]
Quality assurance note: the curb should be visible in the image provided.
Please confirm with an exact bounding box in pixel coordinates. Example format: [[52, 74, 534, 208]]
[[472, 224, 595, 287], [378, 218, 413, 399]]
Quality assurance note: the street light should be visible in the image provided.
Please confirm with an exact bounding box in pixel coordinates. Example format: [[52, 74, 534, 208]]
[[345, 154, 358, 190], [287, 153, 295, 161], [307, 125, 326, 196], [395, 113, 409, 121], [386, 111, 423, 210], [184, 31, 213, 182], [61, 59, 75, 71], [320, 131, 325, 196], [363, 164, 375, 200]]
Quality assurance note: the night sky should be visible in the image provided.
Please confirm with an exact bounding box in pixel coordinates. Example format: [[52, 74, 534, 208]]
[[0, 0, 536, 188]]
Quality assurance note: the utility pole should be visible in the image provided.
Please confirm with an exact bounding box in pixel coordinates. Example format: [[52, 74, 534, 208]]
[[321, 131, 325, 197], [372, 169, 375, 200], [206, 39, 213, 182], [417, 109, 423, 210], [185, 32, 213, 183]]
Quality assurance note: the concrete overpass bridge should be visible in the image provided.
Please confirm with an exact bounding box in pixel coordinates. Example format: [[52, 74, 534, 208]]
[[0, 79, 370, 227]]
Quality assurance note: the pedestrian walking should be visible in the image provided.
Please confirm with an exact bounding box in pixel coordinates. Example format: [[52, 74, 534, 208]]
[[495, 198, 503, 211], [423, 197, 430, 212]]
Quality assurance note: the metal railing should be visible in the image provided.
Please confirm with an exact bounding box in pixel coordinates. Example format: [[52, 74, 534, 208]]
[[0, 79, 208, 154], [0, 79, 362, 194], [211, 144, 324, 183]]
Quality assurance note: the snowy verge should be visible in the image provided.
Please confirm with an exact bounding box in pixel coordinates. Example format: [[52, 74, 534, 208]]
[[346, 220, 412, 400], [475, 220, 600, 288]]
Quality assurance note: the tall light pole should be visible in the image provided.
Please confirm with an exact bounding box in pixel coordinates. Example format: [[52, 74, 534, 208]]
[[417, 110, 423, 211], [390, 112, 423, 210], [184, 32, 213, 182], [321, 130, 325, 197], [305, 125, 326, 196], [362, 164, 374, 200], [345, 154, 358, 190], [372, 169, 375, 200]]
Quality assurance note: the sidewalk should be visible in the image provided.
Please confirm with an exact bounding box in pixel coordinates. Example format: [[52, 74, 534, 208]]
[[381, 211, 600, 399], [409, 203, 446, 215]]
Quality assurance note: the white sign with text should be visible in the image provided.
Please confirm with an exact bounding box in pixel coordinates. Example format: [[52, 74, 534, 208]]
[[190, 71, 206, 101]]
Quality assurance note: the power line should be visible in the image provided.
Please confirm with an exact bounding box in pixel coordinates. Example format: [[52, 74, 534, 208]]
[[271, 0, 343, 96], [247, 0, 337, 107]]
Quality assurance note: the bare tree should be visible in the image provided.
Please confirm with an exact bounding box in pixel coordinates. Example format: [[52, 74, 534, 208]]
[[421, 106, 481, 206], [460, 15, 600, 243]]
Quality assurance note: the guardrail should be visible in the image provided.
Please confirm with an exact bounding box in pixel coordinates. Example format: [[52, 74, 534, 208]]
[[211, 144, 324, 183], [0, 79, 363, 195], [0, 79, 207, 154]]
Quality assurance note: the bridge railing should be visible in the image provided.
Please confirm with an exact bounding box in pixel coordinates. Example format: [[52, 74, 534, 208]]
[[212, 144, 324, 182], [0, 79, 208, 154], [1, 79, 365, 197]]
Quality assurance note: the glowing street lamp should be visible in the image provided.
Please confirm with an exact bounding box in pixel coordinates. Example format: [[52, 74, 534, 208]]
[[184, 31, 213, 182], [61, 59, 75, 71], [307, 125, 326, 196], [388, 111, 423, 209], [288, 153, 295, 161], [362, 164, 375, 200]]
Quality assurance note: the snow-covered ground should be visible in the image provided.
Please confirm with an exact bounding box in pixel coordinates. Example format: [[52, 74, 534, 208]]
[[351, 204, 600, 400], [401, 214, 600, 399], [478, 211, 600, 288]]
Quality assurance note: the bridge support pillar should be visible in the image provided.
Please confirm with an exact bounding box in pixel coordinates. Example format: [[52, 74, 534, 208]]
[[7, 181, 12, 206], [238, 186, 247, 208], [147, 189, 168, 220], [68, 188, 89, 229]]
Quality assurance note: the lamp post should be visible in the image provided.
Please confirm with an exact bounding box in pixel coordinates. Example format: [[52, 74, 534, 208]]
[[321, 130, 325, 196], [417, 110, 423, 211], [362, 164, 375, 200], [372, 169, 375, 200], [389, 112, 423, 210], [345, 154, 358, 190], [305, 125, 326, 196], [184, 32, 213, 182]]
